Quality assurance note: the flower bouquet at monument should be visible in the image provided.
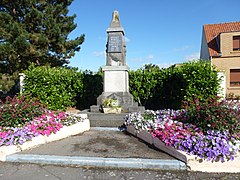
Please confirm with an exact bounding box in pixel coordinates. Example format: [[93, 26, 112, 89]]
[[101, 98, 122, 114]]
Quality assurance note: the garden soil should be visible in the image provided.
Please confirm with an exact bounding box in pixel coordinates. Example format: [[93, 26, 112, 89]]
[[17, 129, 175, 159]]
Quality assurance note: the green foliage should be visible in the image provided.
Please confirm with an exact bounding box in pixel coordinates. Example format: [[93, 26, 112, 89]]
[[129, 64, 162, 108], [179, 97, 240, 135], [0, 95, 46, 127], [23, 65, 83, 110], [0, 0, 84, 74], [77, 70, 103, 110], [0, 73, 18, 92], [129, 60, 221, 110], [129, 64, 185, 109], [179, 60, 220, 103], [158, 67, 187, 109]]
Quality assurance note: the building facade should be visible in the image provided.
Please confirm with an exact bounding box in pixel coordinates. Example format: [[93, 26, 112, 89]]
[[200, 22, 240, 97]]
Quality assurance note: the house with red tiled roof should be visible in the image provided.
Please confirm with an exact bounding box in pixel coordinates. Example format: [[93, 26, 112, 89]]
[[200, 21, 240, 97]]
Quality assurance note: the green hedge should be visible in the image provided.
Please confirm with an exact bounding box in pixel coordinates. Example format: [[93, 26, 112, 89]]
[[22, 60, 221, 111], [23, 65, 84, 110], [129, 60, 221, 109], [77, 70, 103, 110], [129, 64, 162, 108], [178, 60, 220, 103]]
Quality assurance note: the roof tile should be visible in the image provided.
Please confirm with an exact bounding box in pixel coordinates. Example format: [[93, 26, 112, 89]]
[[203, 22, 240, 57]]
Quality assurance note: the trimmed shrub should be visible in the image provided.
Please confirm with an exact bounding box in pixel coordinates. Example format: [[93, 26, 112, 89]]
[[158, 67, 187, 109], [129, 60, 221, 110], [23, 65, 83, 110], [77, 70, 102, 110], [129, 64, 162, 109], [178, 60, 221, 103]]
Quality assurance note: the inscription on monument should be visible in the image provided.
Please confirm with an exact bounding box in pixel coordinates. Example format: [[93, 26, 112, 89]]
[[107, 35, 122, 53]]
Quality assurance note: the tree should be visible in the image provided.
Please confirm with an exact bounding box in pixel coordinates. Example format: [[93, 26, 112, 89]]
[[0, 0, 84, 74]]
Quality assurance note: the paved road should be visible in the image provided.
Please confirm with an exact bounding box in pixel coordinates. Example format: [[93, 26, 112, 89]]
[[0, 162, 240, 180], [8, 128, 184, 171], [18, 129, 174, 159], [2, 128, 240, 179]]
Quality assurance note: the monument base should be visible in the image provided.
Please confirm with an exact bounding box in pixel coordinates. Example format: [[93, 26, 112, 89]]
[[90, 105, 145, 113]]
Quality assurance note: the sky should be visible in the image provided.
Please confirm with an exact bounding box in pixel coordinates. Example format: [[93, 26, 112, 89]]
[[67, 0, 239, 72]]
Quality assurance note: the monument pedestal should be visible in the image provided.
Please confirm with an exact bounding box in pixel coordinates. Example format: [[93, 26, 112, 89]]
[[102, 66, 129, 93], [94, 66, 144, 113]]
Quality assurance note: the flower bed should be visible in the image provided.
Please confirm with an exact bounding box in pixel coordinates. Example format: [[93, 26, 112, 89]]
[[0, 96, 90, 161], [0, 111, 87, 146], [0, 113, 90, 161], [125, 109, 240, 172]]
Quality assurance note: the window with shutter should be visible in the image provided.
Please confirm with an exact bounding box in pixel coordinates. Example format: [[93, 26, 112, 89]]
[[233, 36, 240, 51], [230, 69, 240, 87]]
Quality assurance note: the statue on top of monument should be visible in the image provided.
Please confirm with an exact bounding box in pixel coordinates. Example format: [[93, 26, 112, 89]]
[[112, 11, 120, 23], [106, 10, 126, 66]]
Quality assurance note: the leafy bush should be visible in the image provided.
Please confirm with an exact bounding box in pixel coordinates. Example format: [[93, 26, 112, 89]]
[[77, 70, 102, 110], [23, 65, 84, 110], [179, 97, 240, 135], [158, 67, 187, 109], [0, 96, 46, 127], [178, 60, 221, 103], [129, 64, 163, 109], [129, 60, 221, 110]]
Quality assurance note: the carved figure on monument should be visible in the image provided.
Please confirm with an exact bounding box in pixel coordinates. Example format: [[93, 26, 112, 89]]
[[112, 11, 119, 23]]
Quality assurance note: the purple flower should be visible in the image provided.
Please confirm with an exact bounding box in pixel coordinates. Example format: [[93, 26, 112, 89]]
[[127, 110, 239, 162]]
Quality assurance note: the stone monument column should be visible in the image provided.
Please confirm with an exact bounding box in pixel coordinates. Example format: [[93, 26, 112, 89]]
[[91, 10, 144, 113]]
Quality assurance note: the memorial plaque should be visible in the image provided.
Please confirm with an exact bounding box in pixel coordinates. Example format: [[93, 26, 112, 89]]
[[107, 35, 122, 52]]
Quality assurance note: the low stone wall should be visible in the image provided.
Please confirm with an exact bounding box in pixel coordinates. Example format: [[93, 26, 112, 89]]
[[126, 126, 240, 173], [0, 115, 90, 161]]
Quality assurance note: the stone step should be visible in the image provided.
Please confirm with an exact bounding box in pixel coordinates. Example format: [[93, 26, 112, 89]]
[[87, 112, 128, 127]]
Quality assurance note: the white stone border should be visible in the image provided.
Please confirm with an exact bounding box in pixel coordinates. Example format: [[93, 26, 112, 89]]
[[0, 114, 90, 161], [126, 126, 240, 173]]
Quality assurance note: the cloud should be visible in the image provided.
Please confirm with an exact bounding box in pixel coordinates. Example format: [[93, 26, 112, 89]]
[[147, 54, 154, 59], [160, 45, 192, 55], [97, 36, 106, 41], [184, 52, 200, 61], [172, 45, 191, 52], [157, 63, 172, 68], [130, 54, 154, 62], [92, 51, 105, 57]]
